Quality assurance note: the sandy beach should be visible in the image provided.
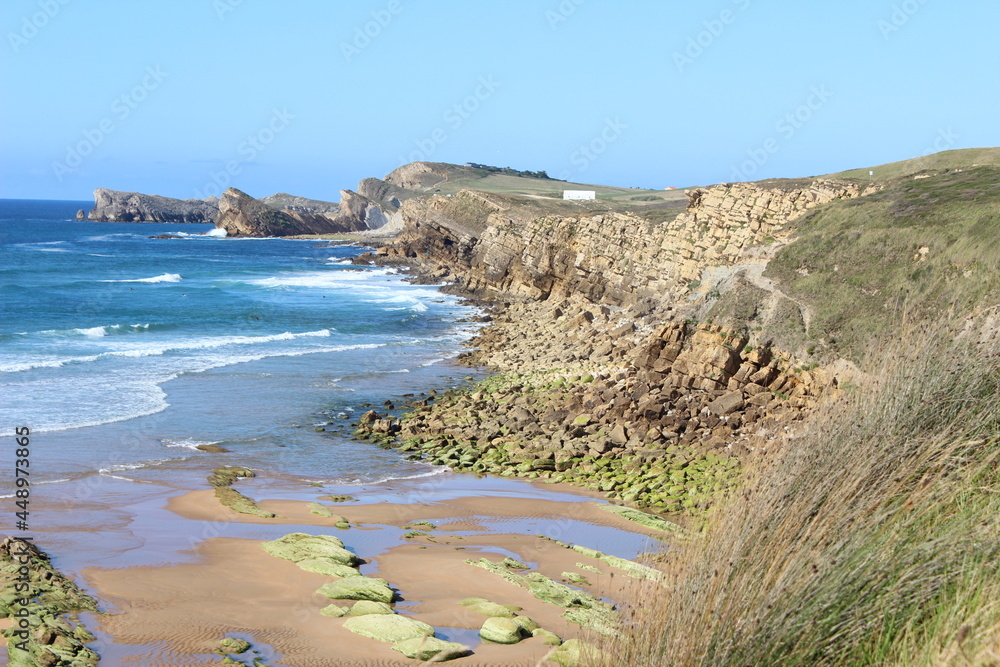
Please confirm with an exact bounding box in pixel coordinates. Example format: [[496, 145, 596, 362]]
[[79, 473, 668, 665]]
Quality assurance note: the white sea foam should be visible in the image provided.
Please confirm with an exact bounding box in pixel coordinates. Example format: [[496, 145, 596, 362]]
[[0, 329, 337, 374], [1, 340, 389, 435], [17, 241, 71, 252], [34, 478, 74, 486], [84, 233, 145, 241], [102, 273, 182, 284], [161, 438, 221, 450], [171, 228, 228, 239], [249, 268, 394, 289], [98, 458, 171, 474], [335, 466, 449, 486]]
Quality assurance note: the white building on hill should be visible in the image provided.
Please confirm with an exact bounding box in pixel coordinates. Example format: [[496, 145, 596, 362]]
[[563, 190, 596, 200]]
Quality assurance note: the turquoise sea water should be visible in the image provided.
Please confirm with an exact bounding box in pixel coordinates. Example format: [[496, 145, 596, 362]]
[[0, 199, 481, 495]]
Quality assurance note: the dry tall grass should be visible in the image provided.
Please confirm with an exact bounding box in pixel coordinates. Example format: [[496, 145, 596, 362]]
[[600, 319, 1000, 666]]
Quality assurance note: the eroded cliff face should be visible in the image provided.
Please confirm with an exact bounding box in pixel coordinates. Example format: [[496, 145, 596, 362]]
[[356, 179, 875, 511], [214, 187, 398, 237], [385, 179, 870, 306], [87, 188, 219, 223]]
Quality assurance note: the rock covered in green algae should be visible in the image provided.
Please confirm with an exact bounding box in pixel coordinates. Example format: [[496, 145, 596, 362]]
[[261, 533, 360, 569], [208, 466, 255, 488], [0, 537, 100, 667], [568, 544, 664, 582], [549, 638, 602, 666], [479, 616, 527, 644], [218, 636, 252, 654], [346, 600, 394, 616], [511, 616, 540, 634], [215, 486, 276, 518], [320, 603, 349, 617], [343, 614, 434, 642], [562, 571, 591, 586], [296, 557, 360, 578], [466, 557, 618, 635], [458, 597, 520, 618], [320, 494, 356, 503], [307, 502, 353, 528], [317, 576, 395, 603], [596, 503, 691, 537], [308, 502, 334, 518], [532, 628, 563, 645], [392, 637, 471, 661]]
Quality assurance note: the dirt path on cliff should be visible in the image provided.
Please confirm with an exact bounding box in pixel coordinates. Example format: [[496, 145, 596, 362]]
[[699, 253, 814, 336]]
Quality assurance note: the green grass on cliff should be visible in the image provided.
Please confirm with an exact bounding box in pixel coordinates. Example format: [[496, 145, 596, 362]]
[[764, 165, 1000, 359], [827, 147, 1000, 182], [600, 327, 1000, 666], [398, 161, 683, 202]]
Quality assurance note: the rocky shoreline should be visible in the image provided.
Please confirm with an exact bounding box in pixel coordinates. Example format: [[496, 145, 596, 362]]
[[0, 537, 99, 667], [351, 180, 866, 522]]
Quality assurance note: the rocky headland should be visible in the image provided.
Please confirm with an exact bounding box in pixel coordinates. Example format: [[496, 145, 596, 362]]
[[82, 176, 410, 237], [214, 182, 405, 237], [82, 188, 219, 223]]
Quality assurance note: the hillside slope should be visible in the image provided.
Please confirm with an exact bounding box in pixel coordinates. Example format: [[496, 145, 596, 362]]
[[384, 161, 681, 203], [827, 146, 1000, 181]]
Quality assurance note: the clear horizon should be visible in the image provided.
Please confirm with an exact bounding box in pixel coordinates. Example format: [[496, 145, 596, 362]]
[[2, 0, 997, 201]]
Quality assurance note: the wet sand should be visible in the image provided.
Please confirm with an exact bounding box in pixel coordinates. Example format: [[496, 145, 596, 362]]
[[82, 474, 667, 666]]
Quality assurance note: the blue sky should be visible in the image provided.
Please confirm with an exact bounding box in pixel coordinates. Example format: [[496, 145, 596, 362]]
[[2, 0, 997, 201]]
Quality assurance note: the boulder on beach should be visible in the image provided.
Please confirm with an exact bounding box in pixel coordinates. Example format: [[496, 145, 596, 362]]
[[459, 597, 519, 618], [296, 558, 360, 578], [342, 614, 434, 642], [550, 638, 603, 666], [346, 600, 394, 616], [532, 628, 563, 645], [479, 616, 527, 644], [261, 533, 360, 568], [391, 637, 471, 661], [320, 603, 350, 617], [317, 576, 395, 603]]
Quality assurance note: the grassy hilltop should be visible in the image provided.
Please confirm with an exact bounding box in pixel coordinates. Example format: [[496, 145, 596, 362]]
[[827, 147, 1000, 181], [384, 160, 688, 203]]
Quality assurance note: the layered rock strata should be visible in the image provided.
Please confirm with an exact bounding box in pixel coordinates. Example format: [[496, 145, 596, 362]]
[[357, 179, 873, 516], [215, 187, 401, 237]]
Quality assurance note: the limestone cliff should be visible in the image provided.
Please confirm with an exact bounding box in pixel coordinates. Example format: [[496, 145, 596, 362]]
[[356, 178, 875, 512], [87, 188, 218, 223], [214, 188, 401, 237], [383, 179, 870, 307]]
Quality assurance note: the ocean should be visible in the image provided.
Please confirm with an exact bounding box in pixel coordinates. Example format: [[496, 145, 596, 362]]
[[0, 200, 657, 665], [0, 198, 482, 514]]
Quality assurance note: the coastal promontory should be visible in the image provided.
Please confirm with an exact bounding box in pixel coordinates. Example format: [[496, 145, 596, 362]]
[[85, 188, 219, 223]]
